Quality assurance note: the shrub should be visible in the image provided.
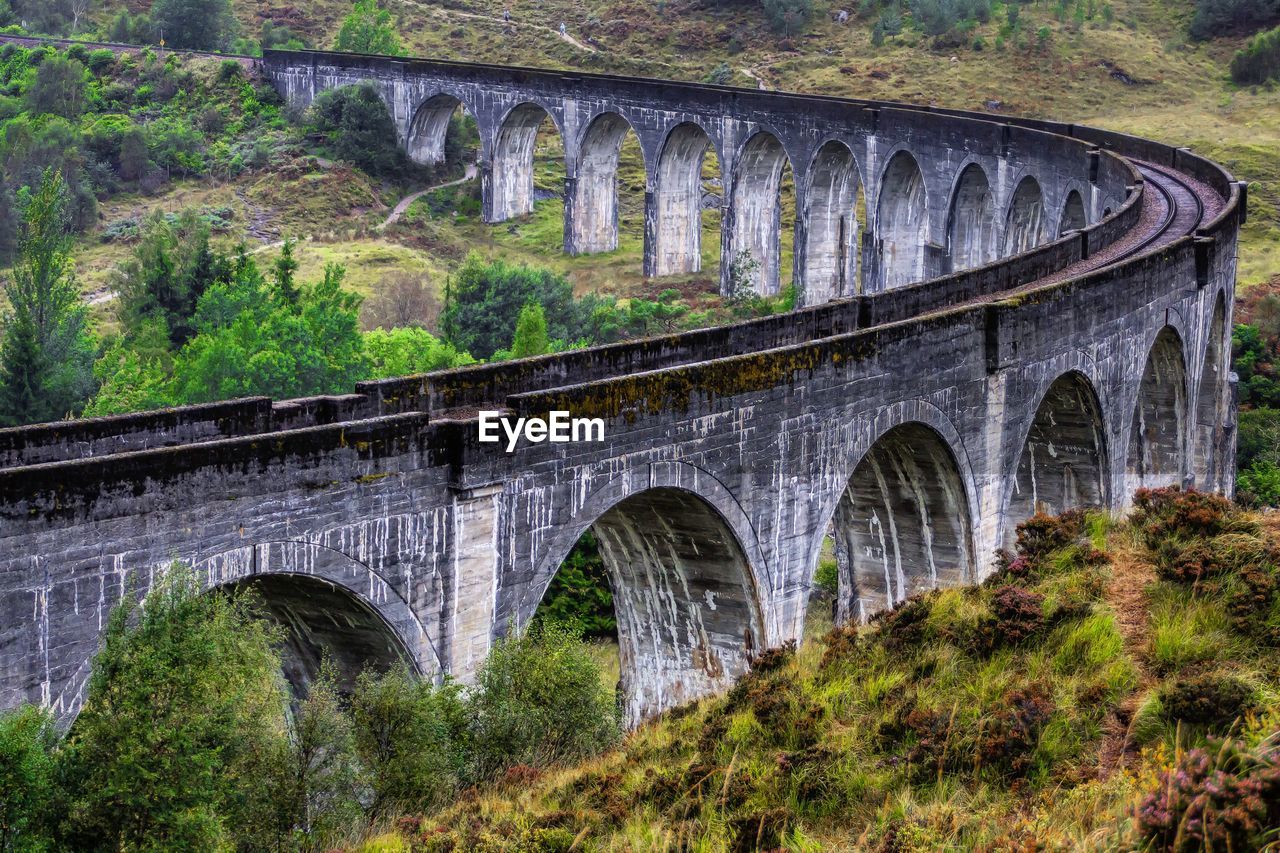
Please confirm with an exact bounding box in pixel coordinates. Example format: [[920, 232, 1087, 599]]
[[1237, 459, 1280, 506], [56, 564, 287, 849], [1131, 487, 1236, 546], [1191, 0, 1280, 40], [0, 705, 57, 850], [467, 622, 621, 780], [308, 82, 412, 179], [1224, 563, 1279, 639], [1014, 509, 1086, 560], [976, 686, 1055, 779], [1156, 540, 1225, 584], [1136, 736, 1280, 851], [871, 595, 933, 651], [1161, 673, 1257, 731], [1232, 24, 1280, 83], [86, 49, 116, 73], [350, 668, 468, 818], [987, 584, 1046, 646]]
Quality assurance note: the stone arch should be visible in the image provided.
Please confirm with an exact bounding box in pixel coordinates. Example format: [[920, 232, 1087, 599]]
[[530, 483, 765, 727], [1058, 188, 1087, 236], [947, 162, 998, 272], [195, 541, 440, 697], [875, 149, 927, 290], [491, 101, 561, 222], [1126, 326, 1189, 494], [219, 572, 412, 699], [1004, 175, 1047, 255], [802, 139, 860, 303], [1194, 293, 1229, 489], [1006, 370, 1108, 544], [728, 131, 792, 296], [654, 121, 720, 276], [831, 422, 975, 624], [406, 92, 478, 166], [570, 111, 644, 255]]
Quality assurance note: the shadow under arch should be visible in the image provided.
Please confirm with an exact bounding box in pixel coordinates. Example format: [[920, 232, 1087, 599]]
[[1194, 292, 1229, 489], [1126, 325, 1189, 494], [1005, 369, 1109, 547], [1004, 175, 1047, 255], [803, 139, 860, 304], [491, 100, 563, 222], [219, 572, 413, 699], [1059, 188, 1088, 237], [406, 92, 481, 166], [571, 111, 645, 255], [524, 471, 766, 727], [947, 162, 998, 272], [830, 421, 976, 624], [194, 541, 440, 699], [728, 130, 793, 296], [874, 149, 928, 291]]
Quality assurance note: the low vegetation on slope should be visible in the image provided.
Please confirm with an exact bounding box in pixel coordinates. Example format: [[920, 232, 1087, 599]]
[[385, 489, 1280, 851]]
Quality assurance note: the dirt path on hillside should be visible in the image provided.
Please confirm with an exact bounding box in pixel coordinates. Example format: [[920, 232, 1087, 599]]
[[399, 1, 598, 53], [379, 163, 478, 231], [740, 67, 768, 90], [235, 187, 279, 244], [1096, 539, 1157, 778]]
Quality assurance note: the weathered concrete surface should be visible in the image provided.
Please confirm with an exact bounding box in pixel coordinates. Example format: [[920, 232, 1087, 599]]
[[0, 51, 1243, 728], [262, 51, 1120, 305]]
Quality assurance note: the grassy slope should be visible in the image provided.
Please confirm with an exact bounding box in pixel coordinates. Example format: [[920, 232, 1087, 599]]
[[387, 494, 1280, 850], [76, 0, 1280, 318]]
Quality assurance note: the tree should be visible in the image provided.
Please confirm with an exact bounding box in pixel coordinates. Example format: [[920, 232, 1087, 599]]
[[113, 209, 230, 347], [509, 301, 550, 358], [534, 532, 616, 639], [467, 622, 621, 780], [25, 55, 88, 121], [248, 666, 362, 850], [349, 668, 467, 818], [440, 253, 602, 360], [1232, 24, 1280, 83], [0, 170, 94, 426], [0, 705, 56, 851], [12, 0, 83, 35], [272, 237, 301, 306], [57, 565, 287, 849], [763, 0, 814, 35], [308, 83, 410, 179], [117, 127, 149, 182], [168, 257, 369, 403], [333, 0, 405, 55], [148, 0, 238, 50], [362, 271, 440, 330], [82, 335, 172, 417], [364, 327, 473, 377]]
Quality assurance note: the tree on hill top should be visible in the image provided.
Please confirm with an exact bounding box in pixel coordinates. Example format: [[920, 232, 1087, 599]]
[[334, 0, 405, 56]]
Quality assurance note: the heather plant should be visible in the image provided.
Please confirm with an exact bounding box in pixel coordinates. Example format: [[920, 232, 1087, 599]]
[[1136, 735, 1280, 851]]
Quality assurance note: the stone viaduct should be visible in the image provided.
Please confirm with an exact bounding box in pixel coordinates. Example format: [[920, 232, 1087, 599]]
[[0, 48, 1243, 728]]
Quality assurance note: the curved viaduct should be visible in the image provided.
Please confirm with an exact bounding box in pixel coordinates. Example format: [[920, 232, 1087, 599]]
[[0, 48, 1242, 727]]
